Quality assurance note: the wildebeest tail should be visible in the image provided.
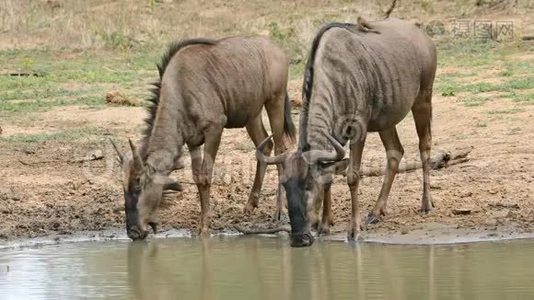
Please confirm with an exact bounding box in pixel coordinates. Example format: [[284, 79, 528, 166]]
[[283, 92, 297, 142], [384, 0, 398, 18]]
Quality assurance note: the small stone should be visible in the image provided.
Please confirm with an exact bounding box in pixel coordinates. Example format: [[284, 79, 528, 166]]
[[493, 209, 510, 219], [400, 228, 409, 235], [452, 208, 472, 215], [461, 191, 473, 198], [485, 218, 498, 226]]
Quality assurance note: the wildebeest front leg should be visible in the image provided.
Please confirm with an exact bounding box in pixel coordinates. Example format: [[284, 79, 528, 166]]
[[191, 128, 223, 237], [309, 183, 324, 231], [347, 137, 366, 241], [319, 182, 334, 235], [244, 115, 272, 215], [367, 127, 404, 225]]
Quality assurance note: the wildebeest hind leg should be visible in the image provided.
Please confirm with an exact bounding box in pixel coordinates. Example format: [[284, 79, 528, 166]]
[[265, 96, 289, 221], [367, 127, 404, 225], [412, 92, 433, 213], [244, 115, 272, 214]]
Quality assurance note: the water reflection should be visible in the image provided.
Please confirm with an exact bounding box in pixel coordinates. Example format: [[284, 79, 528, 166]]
[[2, 238, 534, 299], [123, 238, 534, 300]]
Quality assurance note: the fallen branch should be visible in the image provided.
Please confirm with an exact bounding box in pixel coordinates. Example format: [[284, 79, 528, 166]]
[[18, 152, 104, 166], [489, 202, 520, 209], [360, 147, 473, 177], [234, 224, 290, 235]]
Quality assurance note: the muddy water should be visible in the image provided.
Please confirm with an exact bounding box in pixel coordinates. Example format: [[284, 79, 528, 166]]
[[1, 237, 534, 300]]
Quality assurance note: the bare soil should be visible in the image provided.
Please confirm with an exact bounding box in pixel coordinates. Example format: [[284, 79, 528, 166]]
[[1, 0, 533, 244], [1, 76, 533, 242]]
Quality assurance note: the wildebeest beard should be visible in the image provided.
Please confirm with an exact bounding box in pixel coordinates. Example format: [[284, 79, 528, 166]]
[[124, 191, 146, 240], [283, 176, 314, 247]]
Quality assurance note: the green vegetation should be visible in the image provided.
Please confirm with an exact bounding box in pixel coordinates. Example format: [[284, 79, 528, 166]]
[[509, 93, 534, 105], [487, 107, 525, 115], [1, 1, 532, 137], [433, 39, 533, 108], [0, 49, 157, 114], [460, 95, 492, 107]]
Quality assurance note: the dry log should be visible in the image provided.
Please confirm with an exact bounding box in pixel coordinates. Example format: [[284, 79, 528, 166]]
[[359, 147, 473, 177]]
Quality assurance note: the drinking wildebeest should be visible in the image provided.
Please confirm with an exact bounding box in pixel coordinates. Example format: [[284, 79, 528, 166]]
[[257, 1, 437, 247], [112, 36, 296, 240]]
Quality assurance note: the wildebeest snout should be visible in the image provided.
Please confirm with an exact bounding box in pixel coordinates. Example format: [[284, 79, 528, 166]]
[[290, 232, 314, 247]]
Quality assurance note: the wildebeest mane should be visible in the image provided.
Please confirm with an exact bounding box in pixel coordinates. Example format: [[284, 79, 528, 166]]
[[298, 0, 398, 150], [299, 23, 355, 150], [141, 38, 216, 157]]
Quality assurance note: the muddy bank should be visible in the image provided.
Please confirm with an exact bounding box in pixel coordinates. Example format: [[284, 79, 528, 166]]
[[3, 223, 534, 251]]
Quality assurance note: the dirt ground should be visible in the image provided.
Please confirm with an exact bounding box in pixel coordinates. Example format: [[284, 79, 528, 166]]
[[1, 74, 533, 241], [1, 0, 533, 243]]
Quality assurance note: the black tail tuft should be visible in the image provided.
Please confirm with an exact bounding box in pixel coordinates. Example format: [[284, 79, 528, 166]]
[[283, 92, 297, 142]]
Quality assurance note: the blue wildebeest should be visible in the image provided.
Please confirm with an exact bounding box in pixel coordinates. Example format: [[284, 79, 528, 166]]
[[257, 2, 437, 247], [112, 37, 296, 240]]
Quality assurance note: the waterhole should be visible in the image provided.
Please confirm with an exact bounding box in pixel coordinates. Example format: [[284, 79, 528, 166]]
[[1, 237, 533, 299]]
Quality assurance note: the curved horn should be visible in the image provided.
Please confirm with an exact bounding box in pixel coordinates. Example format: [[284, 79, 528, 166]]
[[109, 138, 124, 163], [128, 138, 144, 171], [256, 135, 287, 165], [303, 134, 345, 164]]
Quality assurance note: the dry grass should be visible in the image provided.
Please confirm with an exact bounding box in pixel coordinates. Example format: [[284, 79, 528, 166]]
[[105, 90, 142, 107], [2, 0, 530, 53]]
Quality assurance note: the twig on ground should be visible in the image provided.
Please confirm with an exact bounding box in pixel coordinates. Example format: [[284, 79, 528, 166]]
[[234, 224, 290, 235], [18, 152, 104, 166]]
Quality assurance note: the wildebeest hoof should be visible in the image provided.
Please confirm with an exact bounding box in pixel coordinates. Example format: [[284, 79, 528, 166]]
[[148, 222, 158, 234], [198, 228, 210, 238], [419, 207, 432, 215], [272, 209, 288, 222], [318, 223, 331, 235], [366, 213, 381, 225], [420, 201, 433, 215], [243, 203, 257, 215], [347, 230, 362, 242]]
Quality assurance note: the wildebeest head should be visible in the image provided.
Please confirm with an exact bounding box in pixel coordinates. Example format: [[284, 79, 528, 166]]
[[256, 135, 347, 247], [111, 139, 182, 240]]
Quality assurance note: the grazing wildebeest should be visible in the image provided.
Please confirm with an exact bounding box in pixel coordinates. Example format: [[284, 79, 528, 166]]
[[112, 36, 296, 240], [257, 2, 437, 247]]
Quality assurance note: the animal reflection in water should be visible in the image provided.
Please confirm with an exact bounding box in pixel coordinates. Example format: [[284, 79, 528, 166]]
[[126, 239, 440, 300]]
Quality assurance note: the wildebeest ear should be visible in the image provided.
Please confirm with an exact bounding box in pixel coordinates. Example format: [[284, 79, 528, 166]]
[[322, 158, 350, 175]]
